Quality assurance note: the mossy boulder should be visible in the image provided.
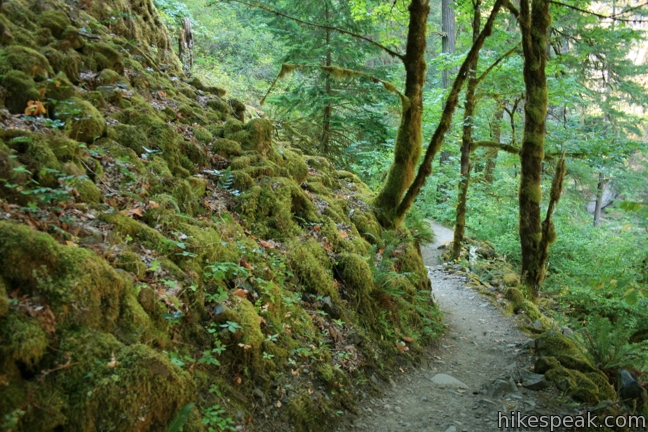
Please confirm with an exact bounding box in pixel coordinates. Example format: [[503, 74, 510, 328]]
[[502, 273, 520, 287], [241, 118, 273, 155], [54, 97, 106, 143], [288, 239, 336, 298], [96, 68, 128, 86], [37, 10, 71, 39], [337, 253, 374, 297], [504, 287, 524, 309], [81, 41, 124, 73], [2, 70, 41, 114], [212, 138, 242, 158], [0, 45, 53, 78], [62, 162, 102, 204], [0, 310, 49, 366], [44, 72, 80, 101], [351, 213, 384, 248]]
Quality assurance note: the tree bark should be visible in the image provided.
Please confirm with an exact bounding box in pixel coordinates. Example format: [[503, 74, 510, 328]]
[[441, 0, 457, 89], [374, 0, 430, 228], [594, 172, 606, 227], [393, 0, 505, 224], [517, 0, 552, 297], [484, 104, 504, 183], [451, 0, 481, 260], [321, 4, 332, 154]]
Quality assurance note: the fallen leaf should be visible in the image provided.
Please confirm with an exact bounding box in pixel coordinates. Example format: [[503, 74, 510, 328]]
[[233, 376, 242, 386], [65, 241, 78, 247], [291, 369, 299, 376], [338, 230, 348, 239], [240, 259, 253, 270], [238, 343, 252, 350], [259, 240, 274, 249], [24, 100, 47, 116], [146, 201, 159, 209], [313, 225, 322, 232], [276, 401, 282, 408], [122, 207, 144, 218], [234, 289, 248, 299], [402, 336, 414, 343]]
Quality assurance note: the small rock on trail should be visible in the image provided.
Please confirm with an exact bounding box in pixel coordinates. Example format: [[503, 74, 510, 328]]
[[339, 222, 573, 432]]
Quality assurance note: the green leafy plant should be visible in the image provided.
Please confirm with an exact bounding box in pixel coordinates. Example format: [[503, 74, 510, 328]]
[[202, 405, 235, 432], [220, 321, 242, 334], [578, 316, 648, 373]]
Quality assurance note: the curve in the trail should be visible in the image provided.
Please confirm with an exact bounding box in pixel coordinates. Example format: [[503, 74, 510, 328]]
[[341, 222, 572, 432]]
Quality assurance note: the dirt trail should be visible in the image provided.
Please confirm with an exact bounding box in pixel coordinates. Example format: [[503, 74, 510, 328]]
[[341, 222, 569, 432]]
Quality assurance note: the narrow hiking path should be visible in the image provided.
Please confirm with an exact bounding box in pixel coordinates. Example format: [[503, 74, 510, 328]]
[[341, 222, 573, 432]]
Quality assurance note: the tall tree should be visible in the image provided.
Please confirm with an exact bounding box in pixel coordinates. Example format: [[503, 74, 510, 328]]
[[515, 0, 552, 297], [452, 0, 481, 260]]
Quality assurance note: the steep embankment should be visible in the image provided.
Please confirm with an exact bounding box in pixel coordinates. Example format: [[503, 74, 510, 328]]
[[0, 1, 441, 430]]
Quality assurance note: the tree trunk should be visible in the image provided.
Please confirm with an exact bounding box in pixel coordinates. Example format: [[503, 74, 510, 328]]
[[594, 172, 606, 227], [374, 0, 430, 228], [321, 4, 332, 154], [484, 104, 504, 183], [441, 0, 457, 90], [451, 0, 481, 260], [393, 0, 505, 224], [517, 0, 551, 297], [438, 0, 456, 174]]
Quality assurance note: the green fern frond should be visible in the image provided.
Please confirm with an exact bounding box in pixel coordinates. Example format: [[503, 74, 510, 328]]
[[167, 403, 195, 432]]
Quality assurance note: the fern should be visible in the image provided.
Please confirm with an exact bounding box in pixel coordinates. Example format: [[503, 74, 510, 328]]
[[167, 403, 195, 432], [578, 316, 648, 372]]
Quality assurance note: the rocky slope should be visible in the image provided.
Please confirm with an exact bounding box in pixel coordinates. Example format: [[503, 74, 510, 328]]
[[0, 0, 441, 430]]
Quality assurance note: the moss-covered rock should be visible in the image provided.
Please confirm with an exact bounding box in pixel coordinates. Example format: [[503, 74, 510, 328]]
[[0, 278, 8, 317], [0, 310, 48, 366], [241, 118, 273, 155], [337, 253, 374, 298], [62, 162, 102, 204], [289, 238, 336, 298], [81, 41, 124, 73], [54, 97, 106, 143], [504, 287, 524, 309], [0, 45, 53, 78], [212, 138, 242, 158], [96, 68, 128, 86], [1, 70, 41, 114], [44, 72, 79, 101], [37, 10, 71, 39]]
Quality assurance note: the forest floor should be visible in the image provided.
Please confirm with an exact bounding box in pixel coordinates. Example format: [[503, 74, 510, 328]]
[[338, 222, 576, 432]]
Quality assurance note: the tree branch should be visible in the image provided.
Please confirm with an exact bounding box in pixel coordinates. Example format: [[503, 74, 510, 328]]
[[471, 140, 585, 159], [476, 44, 520, 84], [549, 0, 648, 22], [222, 0, 405, 60], [504, 0, 520, 18], [394, 0, 506, 220]]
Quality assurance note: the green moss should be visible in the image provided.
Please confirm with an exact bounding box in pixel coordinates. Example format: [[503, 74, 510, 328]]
[[287, 390, 332, 432], [0, 45, 53, 78], [240, 118, 273, 156], [1, 70, 40, 114], [44, 72, 79, 101], [223, 118, 244, 135], [0, 278, 8, 317], [96, 68, 128, 86], [81, 41, 124, 73], [100, 213, 173, 254], [60, 162, 100, 203], [212, 138, 242, 158], [193, 125, 213, 144], [41, 44, 84, 81], [520, 300, 542, 321], [60, 26, 85, 50], [0, 310, 48, 366], [54, 97, 106, 143], [278, 148, 308, 183], [206, 98, 230, 114], [534, 355, 561, 373], [504, 287, 525, 309], [317, 363, 336, 383], [535, 331, 598, 373], [237, 177, 319, 238], [115, 251, 147, 279], [54, 330, 195, 431], [288, 239, 336, 298], [351, 213, 384, 248], [37, 10, 71, 39], [237, 298, 264, 351], [337, 253, 374, 298]]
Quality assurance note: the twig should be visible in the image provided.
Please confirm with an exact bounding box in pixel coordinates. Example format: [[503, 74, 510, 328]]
[[549, 0, 648, 22], [220, 0, 405, 60]]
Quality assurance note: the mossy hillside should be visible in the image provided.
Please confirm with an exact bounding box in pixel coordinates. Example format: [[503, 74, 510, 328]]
[[0, 0, 442, 430]]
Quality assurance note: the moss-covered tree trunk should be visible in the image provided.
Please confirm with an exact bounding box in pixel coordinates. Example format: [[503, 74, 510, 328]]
[[484, 104, 504, 183], [373, 0, 430, 228], [451, 0, 481, 260], [517, 0, 551, 298], [393, 0, 505, 224]]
